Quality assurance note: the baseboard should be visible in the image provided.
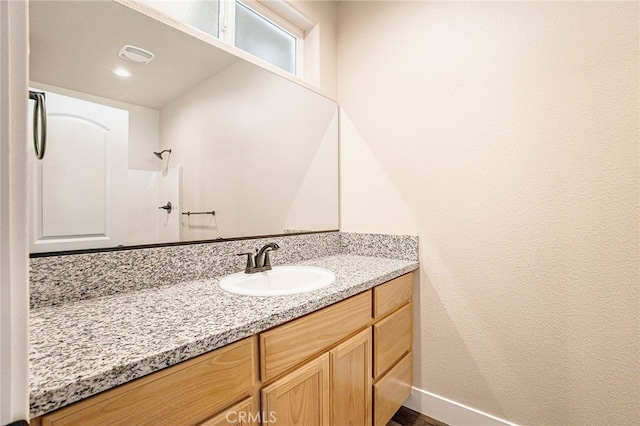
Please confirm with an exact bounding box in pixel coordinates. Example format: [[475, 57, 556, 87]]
[[404, 387, 518, 426]]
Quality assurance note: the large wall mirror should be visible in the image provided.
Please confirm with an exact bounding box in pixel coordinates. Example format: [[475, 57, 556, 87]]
[[28, 0, 339, 255]]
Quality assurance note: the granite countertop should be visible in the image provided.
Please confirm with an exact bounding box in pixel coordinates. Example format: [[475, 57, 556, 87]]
[[30, 254, 418, 418]]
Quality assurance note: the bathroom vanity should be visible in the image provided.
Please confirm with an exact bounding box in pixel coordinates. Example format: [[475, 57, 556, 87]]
[[34, 273, 413, 425], [29, 249, 417, 426]]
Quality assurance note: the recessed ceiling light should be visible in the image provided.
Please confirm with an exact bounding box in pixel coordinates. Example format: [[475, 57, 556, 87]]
[[113, 67, 131, 78]]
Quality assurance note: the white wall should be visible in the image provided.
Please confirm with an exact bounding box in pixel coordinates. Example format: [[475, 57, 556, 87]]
[[127, 107, 161, 172], [337, 2, 639, 425], [0, 0, 29, 422], [160, 59, 338, 240]]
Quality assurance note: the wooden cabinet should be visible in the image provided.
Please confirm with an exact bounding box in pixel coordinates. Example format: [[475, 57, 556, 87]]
[[373, 302, 412, 378], [39, 336, 258, 426], [259, 272, 413, 426], [371, 274, 414, 426], [261, 353, 330, 426], [260, 291, 373, 426], [330, 328, 372, 426], [33, 272, 414, 426], [261, 327, 373, 426], [373, 352, 413, 426], [199, 397, 259, 426], [260, 291, 371, 383], [373, 273, 413, 320]]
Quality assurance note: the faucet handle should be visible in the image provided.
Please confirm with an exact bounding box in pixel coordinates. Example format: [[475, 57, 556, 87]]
[[237, 252, 255, 273]]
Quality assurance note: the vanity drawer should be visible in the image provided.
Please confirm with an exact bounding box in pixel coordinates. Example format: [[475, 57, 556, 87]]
[[373, 273, 413, 319], [373, 351, 413, 426], [373, 302, 412, 378], [260, 291, 372, 382], [198, 396, 259, 426], [41, 337, 257, 426]]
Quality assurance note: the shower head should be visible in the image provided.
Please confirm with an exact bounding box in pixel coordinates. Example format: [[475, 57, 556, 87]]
[[153, 149, 172, 160]]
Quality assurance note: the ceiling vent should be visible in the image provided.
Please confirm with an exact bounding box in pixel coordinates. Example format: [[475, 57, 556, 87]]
[[118, 45, 155, 65]]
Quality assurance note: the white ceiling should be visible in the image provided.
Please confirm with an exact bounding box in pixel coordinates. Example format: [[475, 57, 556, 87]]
[[29, 1, 240, 109]]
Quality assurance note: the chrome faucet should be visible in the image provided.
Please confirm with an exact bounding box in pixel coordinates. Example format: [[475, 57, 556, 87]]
[[237, 242, 280, 274]]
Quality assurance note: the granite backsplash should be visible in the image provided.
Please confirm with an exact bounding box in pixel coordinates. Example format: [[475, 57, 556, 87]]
[[30, 231, 418, 309]]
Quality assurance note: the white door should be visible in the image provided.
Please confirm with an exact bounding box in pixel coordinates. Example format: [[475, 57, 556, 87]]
[[29, 90, 129, 253]]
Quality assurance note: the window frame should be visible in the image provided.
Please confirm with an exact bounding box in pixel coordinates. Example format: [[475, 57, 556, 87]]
[[219, 0, 306, 77], [135, 0, 311, 78]]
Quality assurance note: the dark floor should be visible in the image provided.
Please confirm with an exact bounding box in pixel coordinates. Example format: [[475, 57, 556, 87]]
[[388, 406, 449, 426]]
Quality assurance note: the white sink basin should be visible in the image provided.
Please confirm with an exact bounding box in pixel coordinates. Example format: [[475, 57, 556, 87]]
[[219, 266, 335, 296]]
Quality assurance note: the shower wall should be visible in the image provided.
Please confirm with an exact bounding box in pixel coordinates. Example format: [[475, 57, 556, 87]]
[[127, 166, 182, 245]]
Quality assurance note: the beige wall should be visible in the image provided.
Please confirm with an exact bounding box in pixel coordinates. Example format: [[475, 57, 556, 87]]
[[290, 0, 338, 99], [337, 1, 639, 425]]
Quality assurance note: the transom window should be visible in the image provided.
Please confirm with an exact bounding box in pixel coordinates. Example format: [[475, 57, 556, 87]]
[[139, 0, 306, 76]]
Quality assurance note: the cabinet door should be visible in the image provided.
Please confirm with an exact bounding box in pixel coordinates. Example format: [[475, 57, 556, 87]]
[[330, 328, 372, 426], [261, 353, 330, 426]]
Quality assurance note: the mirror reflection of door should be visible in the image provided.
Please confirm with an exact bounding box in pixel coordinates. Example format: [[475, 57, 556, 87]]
[[29, 90, 129, 253]]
